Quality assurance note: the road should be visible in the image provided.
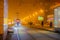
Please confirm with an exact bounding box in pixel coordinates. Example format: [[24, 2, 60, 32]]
[[5, 25, 60, 40]]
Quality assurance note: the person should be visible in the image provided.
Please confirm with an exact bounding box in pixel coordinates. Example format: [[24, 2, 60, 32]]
[[50, 22, 52, 28], [16, 19, 20, 26], [17, 22, 19, 26], [41, 21, 44, 27]]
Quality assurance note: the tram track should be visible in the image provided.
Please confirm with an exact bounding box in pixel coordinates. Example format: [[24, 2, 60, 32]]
[[24, 31, 37, 40], [39, 32, 60, 40], [25, 29, 60, 40]]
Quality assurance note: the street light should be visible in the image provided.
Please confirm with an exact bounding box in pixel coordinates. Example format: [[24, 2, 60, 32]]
[[35, 12, 38, 15], [39, 9, 44, 13], [33, 14, 35, 17]]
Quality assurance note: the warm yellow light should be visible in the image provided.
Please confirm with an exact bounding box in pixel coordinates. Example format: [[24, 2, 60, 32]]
[[32, 12, 38, 17], [23, 18, 25, 20], [33, 14, 35, 16], [39, 9, 44, 13], [29, 15, 31, 18], [8, 19, 12, 24], [35, 12, 38, 15], [47, 15, 53, 18], [8, 19, 11, 22], [8, 22, 12, 25], [50, 3, 60, 9], [4, 18, 8, 25], [26, 17, 29, 19]]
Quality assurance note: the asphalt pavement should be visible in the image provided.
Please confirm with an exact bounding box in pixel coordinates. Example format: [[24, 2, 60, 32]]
[[5, 25, 60, 40]]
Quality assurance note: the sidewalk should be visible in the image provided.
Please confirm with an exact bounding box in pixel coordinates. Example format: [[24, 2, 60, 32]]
[[41, 27, 54, 32], [31, 26, 55, 32], [25, 25, 55, 32]]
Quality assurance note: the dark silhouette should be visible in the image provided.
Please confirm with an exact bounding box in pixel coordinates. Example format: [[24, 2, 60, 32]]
[[29, 22, 33, 25], [50, 22, 52, 28], [41, 21, 44, 27]]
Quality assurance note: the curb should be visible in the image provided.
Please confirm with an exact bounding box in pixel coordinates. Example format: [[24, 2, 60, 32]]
[[31, 27, 55, 32]]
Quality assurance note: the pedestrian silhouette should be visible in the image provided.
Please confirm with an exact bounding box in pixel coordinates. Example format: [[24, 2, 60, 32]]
[[50, 22, 52, 28], [41, 21, 44, 27]]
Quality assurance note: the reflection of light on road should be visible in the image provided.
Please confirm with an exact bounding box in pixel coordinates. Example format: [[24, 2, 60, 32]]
[[13, 26, 26, 35], [18, 26, 26, 34], [13, 23, 26, 34]]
